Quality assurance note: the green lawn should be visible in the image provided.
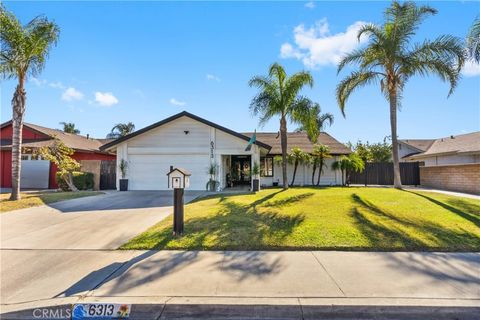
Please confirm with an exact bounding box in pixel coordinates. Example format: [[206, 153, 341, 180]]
[[121, 187, 480, 251], [0, 191, 103, 213]]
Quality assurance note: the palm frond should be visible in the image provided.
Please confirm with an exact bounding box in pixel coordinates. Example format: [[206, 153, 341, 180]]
[[268, 62, 287, 86], [467, 17, 480, 63], [336, 71, 381, 116], [0, 5, 59, 80], [357, 23, 385, 43], [401, 35, 465, 96], [385, 1, 436, 51], [283, 71, 314, 106]]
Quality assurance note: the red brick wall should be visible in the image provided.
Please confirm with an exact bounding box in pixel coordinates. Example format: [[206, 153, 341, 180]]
[[420, 164, 480, 195]]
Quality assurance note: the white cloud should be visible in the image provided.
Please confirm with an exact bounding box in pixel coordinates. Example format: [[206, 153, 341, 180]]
[[462, 60, 480, 77], [305, 1, 315, 9], [30, 77, 47, 86], [169, 98, 187, 107], [280, 19, 369, 68], [61, 87, 84, 101], [94, 92, 119, 107], [206, 74, 221, 82], [49, 81, 65, 89]]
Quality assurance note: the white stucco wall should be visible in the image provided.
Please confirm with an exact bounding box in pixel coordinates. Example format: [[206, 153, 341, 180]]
[[422, 154, 480, 167]]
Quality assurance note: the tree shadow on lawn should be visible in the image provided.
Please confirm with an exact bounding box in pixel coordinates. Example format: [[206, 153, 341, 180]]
[[130, 190, 306, 250], [350, 194, 480, 251], [405, 191, 480, 227], [263, 192, 314, 208]]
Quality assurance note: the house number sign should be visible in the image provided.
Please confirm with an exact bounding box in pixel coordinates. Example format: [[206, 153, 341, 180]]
[[210, 141, 215, 159]]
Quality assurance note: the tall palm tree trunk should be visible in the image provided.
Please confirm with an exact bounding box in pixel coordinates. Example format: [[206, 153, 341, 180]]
[[389, 90, 402, 189], [290, 161, 298, 186], [311, 162, 317, 185], [280, 116, 288, 190], [10, 80, 26, 201], [316, 159, 324, 186]]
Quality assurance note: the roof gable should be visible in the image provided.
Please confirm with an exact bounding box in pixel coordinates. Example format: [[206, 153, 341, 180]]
[[399, 139, 435, 152], [100, 111, 272, 151], [167, 167, 191, 176]]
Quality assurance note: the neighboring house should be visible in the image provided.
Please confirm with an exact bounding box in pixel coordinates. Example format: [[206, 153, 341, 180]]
[[100, 111, 350, 191], [402, 132, 480, 194], [398, 139, 435, 162], [0, 121, 115, 190]]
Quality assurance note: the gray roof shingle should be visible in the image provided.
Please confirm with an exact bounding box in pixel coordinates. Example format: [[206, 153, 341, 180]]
[[409, 132, 480, 158], [1, 121, 110, 153], [242, 132, 351, 155]]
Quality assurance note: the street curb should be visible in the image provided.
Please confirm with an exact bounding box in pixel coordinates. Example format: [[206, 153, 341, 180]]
[[1, 303, 479, 320]]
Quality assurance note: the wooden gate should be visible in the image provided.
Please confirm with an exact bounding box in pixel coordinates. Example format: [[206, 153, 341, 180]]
[[100, 160, 116, 190], [349, 162, 420, 186]]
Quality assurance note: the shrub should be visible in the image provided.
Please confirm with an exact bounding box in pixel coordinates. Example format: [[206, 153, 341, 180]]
[[56, 171, 94, 191]]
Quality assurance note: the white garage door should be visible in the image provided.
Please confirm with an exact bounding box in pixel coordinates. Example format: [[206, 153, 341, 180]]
[[128, 154, 210, 190], [20, 159, 50, 189]]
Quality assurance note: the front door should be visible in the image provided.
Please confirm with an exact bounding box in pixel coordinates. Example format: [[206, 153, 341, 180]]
[[230, 155, 251, 186]]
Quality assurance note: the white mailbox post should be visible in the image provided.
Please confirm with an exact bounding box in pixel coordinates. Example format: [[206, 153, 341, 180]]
[[167, 166, 191, 235]]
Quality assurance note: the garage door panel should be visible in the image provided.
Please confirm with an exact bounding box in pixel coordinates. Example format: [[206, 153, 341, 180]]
[[128, 155, 210, 190], [21, 160, 50, 189]]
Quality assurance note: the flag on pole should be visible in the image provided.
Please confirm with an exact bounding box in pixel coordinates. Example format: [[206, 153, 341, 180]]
[[245, 130, 256, 151]]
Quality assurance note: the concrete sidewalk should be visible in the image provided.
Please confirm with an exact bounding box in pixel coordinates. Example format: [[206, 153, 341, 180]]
[[1, 250, 479, 316]]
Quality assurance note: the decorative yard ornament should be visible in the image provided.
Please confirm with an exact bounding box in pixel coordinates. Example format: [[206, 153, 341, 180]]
[[167, 166, 191, 235]]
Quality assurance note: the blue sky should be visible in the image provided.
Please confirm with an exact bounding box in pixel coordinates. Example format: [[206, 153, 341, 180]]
[[1, 1, 479, 144]]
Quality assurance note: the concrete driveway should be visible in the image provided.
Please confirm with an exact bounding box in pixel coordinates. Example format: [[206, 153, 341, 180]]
[[0, 191, 204, 250]]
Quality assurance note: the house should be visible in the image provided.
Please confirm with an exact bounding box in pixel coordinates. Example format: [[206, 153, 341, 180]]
[[0, 121, 116, 190], [402, 132, 480, 194], [398, 139, 435, 162], [100, 111, 351, 191]]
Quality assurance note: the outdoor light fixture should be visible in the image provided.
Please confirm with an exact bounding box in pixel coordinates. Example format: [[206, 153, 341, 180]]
[[184, 130, 189, 135]]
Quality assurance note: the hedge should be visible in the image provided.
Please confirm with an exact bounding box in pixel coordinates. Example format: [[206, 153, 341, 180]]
[[56, 171, 94, 191]]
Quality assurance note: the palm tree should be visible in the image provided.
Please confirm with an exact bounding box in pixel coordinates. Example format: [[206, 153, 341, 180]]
[[0, 6, 60, 200], [332, 154, 364, 186], [313, 144, 331, 186], [107, 122, 135, 139], [296, 103, 334, 143], [467, 17, 480, 63], [336, 1, 465, 189], [249, 63, 315, 190], [59, 122, 80, 134], [288, 147, 307, 186]]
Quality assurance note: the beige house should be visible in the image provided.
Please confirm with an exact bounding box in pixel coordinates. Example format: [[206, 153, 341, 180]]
[[401, 132, 480, 194], [100, 111, 351, 191]]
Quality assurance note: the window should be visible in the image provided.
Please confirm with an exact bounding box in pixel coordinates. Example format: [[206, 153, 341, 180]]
[[20, 154, 42, 161], [260, 157, 273, 177]]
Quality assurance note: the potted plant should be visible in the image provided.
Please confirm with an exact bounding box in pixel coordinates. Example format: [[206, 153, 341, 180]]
[[252, 161, 260, 192], [206, 163, 219, 191], [119, 159, 129, 191]]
